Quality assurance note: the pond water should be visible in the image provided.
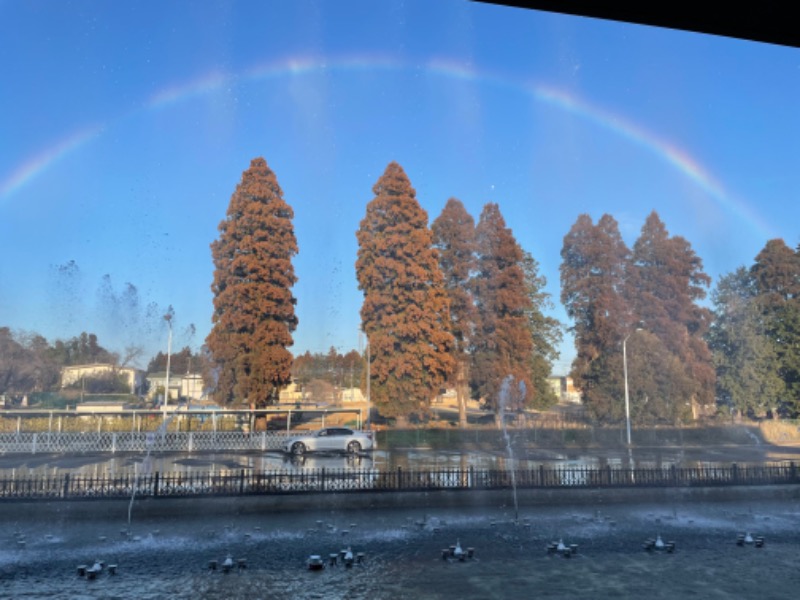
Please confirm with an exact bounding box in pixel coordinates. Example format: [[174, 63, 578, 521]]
[[2, 498, 800, 599]]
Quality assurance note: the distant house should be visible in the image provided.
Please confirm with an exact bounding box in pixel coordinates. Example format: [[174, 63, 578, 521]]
[[339, 387, 365, 403], [75, 399, 131, 413], [61, 364, 143, 395], [547, 376, 582, 404], [180, 373, 205, 401], [434, 388, 457, 405], [279, 381, 304, 404], [146, 372, 205, 402]]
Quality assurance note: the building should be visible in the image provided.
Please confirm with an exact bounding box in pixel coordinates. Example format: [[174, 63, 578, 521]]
[[146, 372, 205, 403], [75, 399, 131, 413], [547, 376, 582, 404], [61, 364, 144, 395], [278, 381, 304, 404], [339, 387, 365, 404]]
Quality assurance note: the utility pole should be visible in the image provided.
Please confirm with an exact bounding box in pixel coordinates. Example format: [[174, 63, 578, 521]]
[[163, 308, 173, 419]]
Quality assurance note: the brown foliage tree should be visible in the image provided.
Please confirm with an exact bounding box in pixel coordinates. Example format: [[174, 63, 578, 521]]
[[431, 198, 478, 426], [629, 211, 715, 414], [207, 158, 298, 407], [751, 239, 800, 308], [470, 203, 534, 414], [560, 213, 631, 417], [355, 162, 455, 422]]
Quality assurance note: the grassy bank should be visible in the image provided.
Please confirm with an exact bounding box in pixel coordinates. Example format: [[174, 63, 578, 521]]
[[375, 424, 774, 452]]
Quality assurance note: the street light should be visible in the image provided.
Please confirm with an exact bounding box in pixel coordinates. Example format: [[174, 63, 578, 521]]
[[163, 309, 174, 419], [366, 337, 371, 431], [359, 331, 371, 431], [623, 328, 643, 446]]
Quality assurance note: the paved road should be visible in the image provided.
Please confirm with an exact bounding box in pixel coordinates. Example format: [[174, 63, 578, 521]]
[[2, 441, 800, 477]]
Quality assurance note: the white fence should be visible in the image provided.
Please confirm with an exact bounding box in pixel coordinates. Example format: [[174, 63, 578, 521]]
[[0, 407, 365, 454], [0, 431, 290, 454]]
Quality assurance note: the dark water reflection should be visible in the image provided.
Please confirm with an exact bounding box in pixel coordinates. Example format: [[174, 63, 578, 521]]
[[3, 499, 800, 599]]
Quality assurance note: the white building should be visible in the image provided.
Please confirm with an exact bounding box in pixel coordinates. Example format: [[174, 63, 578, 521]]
[[61, 364, 143, 395], [146, 372, 205, 402]]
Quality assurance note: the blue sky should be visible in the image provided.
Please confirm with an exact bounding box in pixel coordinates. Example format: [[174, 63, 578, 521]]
[[1, 0, 798, 373]]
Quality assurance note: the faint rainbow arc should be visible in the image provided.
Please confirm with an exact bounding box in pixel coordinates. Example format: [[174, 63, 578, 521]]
[[532, 84, 774, 238], [425, 57, 774, 239], [0, 54, 773, 240], [0, 125, 103, 198]]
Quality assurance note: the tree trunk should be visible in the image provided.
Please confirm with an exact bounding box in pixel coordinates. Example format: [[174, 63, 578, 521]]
[[456, 360, 468, 428]]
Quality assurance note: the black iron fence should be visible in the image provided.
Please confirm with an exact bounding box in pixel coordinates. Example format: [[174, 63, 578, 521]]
[[1, 463, 798, 501]]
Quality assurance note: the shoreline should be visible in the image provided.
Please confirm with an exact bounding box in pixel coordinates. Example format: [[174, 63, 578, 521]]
[[4, 483, 800, 522]]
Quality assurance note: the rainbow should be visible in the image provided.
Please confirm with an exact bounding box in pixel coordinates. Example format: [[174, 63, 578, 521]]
[[0, 54, 774, 239], [531, 84, 774, 238], [0, 124, 103, 198]]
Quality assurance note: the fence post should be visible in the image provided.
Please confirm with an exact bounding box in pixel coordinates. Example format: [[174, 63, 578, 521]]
[[791, 462, 797, 482], [732, 463, 738, 484], [539, 464, 545, 487], [32, 433, 37, 454], [62, 473, 70, 498], [321, 467, 326, 492], [112, 433, 117, 454], [397, 467, 403, 490], [153, 472, 160, 497], [240, 469, 245, 495]]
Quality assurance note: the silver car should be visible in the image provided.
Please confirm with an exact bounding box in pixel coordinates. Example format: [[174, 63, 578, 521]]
[[282, 427, 374, 455]]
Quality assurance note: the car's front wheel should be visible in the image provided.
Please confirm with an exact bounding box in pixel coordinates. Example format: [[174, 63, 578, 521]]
[[347, 441, 362, 454], [291, 442, 307, 456]]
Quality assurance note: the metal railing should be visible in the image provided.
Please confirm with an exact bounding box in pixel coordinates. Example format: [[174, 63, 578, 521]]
[[1, 463, 797, 501], [0, 431, 289, 453]]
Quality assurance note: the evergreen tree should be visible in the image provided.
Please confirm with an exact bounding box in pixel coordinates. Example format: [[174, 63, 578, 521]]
[[206, 157, 298, 407], [628, 211, 714, 419], [560, 214, 631, 419], [355, 162, 455, 423], [471, 203, 534, 414], [751, 239, 800, 415], [431, 198, 478, 426], [0, 328, 36, 395], [147, 346, 204, 375], [520, 249, 562, 409], [708, 267, 784, 417]]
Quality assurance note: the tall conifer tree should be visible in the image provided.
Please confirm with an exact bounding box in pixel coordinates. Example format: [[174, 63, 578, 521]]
[[560, 213, 631, 419], [628, 211, 714, 419], [207, 157, 298, 407], [751, 239, 800, 414], [471, 203, 534, 414], [432, 198, 478, 427], [355, 162, 455, 422], [521, 249, 563, 409], [708, 267, 784, 417]]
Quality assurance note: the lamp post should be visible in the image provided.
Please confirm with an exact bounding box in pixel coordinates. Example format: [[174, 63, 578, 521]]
[[622, 328, 643, 445], [366, 338, 371, 431], [359, 331, 371, 431], [163, 310, 173, 419]]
